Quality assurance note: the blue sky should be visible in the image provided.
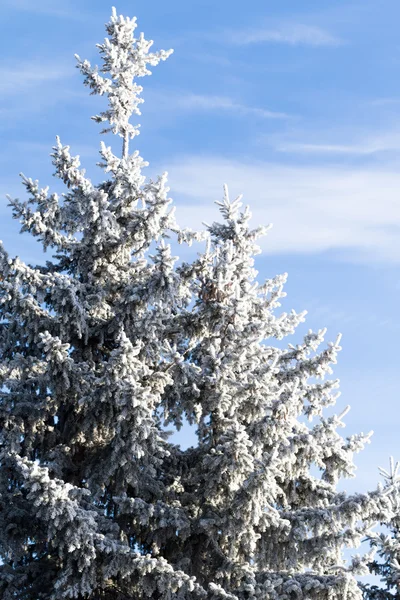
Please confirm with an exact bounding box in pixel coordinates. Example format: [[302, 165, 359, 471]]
[[1, 0, 400, 498]]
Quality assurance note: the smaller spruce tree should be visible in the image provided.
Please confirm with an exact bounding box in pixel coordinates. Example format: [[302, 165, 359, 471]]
[[362, 460, 400, 600]]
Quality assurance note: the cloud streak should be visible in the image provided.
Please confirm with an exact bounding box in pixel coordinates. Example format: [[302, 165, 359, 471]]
[[275, 132, 400, 156], [0, 59, 83, 131], [3, 0, 85, 18], [160, 155, 400, 263], [368, 97, 400, 107], [174, 93, 291, 120], [0, 63, 72, 97], [227, 24, 343, 47]]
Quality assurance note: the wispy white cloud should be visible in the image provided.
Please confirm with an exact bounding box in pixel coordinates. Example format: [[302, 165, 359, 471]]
[[163, 92, 291, 120], [160, 155, 400, 263], [0, 60, 83, 131], [227, 24, 343, 47], [305, 300, 400, 333], [0, 63, 72, 97], [277, 143, 371, 155], [3, 0, 85, 18], [188, 53, 233, 68], [275, 132, 400, 156], [5, 141, 100, 161], [368, 97, 400, 107]]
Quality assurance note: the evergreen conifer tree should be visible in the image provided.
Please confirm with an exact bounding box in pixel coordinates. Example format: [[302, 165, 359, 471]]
[[0, 8, 398, 600]]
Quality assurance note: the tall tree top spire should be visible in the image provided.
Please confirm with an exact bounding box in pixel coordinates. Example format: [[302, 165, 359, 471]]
[[75, 7, 173, 158]]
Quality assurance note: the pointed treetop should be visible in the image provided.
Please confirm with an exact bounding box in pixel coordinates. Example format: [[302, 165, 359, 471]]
[[75, 8, 173, 158]]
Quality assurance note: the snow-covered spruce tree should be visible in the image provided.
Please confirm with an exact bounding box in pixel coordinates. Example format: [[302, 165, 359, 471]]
[[0, 7, 398, 600], [362, 460, 400, 600]]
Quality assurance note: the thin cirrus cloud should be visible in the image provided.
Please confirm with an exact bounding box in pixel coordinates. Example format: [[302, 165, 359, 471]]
[[368, 97, 400, 107], [3, 0, 84, 18], [0, 61, 79, 128], [277, 143, 377, 155], [226, 24, 343, 47], [160, 154, 400, 263], [275, 132, 400, 155], [0, 62, 72, 97], [166, 93, 291, 120]]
